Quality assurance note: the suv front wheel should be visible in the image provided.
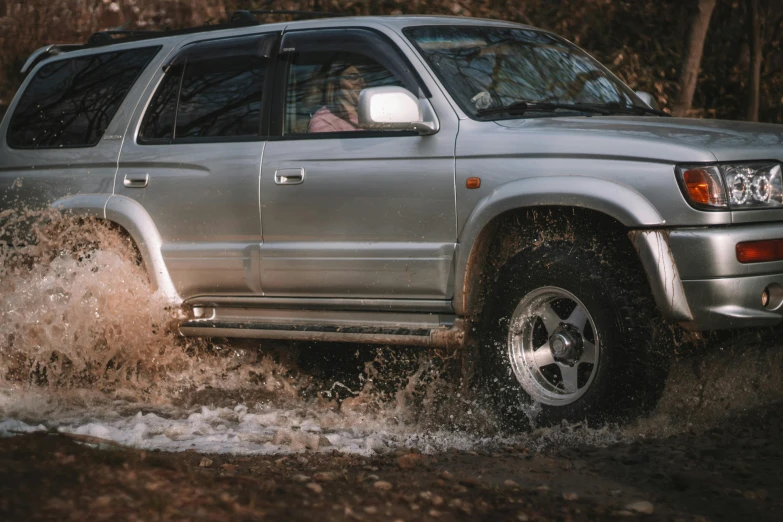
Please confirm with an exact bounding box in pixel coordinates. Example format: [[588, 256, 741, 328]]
[[481, 235, 667, 426], [508, 285, 602, 408]]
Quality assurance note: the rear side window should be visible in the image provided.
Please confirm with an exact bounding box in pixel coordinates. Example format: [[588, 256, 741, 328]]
[[7, 47, 160, 149], [139, 34, 271, 143], [138, 65, 180, 141]]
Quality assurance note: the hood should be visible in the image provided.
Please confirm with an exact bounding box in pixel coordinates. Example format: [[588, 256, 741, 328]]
[[494, 116, 783, 163]]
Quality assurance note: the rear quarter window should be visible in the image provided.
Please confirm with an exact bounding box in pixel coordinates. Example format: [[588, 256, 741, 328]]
[[7, 46, 160, 149]]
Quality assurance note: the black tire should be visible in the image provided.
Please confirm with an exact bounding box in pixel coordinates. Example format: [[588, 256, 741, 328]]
[[479, 234, 669, 427]]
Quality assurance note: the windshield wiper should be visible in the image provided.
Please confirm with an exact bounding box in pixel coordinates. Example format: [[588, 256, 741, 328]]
[[475, 101, 614, 118], [588, 102, 669, 117]]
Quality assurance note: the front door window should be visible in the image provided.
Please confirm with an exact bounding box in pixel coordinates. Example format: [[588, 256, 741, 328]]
[[284, 50, 404, 135]]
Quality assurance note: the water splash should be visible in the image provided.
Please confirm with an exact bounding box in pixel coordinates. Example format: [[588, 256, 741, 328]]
[[0, 210, 306, 400], [1, 209, 783, 454]]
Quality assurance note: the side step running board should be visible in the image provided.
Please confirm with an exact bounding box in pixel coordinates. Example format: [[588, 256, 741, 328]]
[[179, 307, 466, 348], [179, 321, 465, 347]]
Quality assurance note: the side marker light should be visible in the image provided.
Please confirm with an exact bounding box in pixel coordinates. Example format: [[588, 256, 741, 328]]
[[736, 239, 783, 263]]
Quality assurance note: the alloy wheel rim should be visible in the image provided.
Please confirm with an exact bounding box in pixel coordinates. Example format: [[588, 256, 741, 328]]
[[507, 286, 600, 406]]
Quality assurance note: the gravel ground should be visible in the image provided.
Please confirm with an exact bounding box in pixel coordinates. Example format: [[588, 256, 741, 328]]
[[1, 401, 781, 522]]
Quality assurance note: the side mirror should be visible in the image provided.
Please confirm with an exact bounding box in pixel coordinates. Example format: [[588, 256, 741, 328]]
[[635, 91, 661, 112], [358, 86, 438, 135]]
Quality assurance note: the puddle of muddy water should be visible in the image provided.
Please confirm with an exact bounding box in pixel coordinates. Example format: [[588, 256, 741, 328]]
[[2, 211, 783, 455]]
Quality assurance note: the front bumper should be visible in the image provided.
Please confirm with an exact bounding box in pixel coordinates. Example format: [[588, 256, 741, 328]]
[[680, 276, 783, 330], [632, 224, 783, 331]]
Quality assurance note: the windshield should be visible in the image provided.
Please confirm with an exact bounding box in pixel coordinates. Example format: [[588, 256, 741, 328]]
[[403, 25, 644, 119]]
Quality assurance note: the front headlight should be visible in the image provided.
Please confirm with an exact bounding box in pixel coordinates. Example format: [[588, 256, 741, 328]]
[[676, 162, 783, 210]]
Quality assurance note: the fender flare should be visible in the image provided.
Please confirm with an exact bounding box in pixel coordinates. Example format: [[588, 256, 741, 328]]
[[52, 194, 182, 305], [454, 176, 665, 316]]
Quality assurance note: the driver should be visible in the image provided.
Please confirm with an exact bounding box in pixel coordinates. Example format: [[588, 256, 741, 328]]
[[308, 62, 366, 133]]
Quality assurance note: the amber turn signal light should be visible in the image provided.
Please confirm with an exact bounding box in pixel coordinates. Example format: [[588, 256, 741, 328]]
[[676, 166, 727, 208], [466, 177, 481, 189], [682, 169, 713, 205], [736, 239, 783, 263]]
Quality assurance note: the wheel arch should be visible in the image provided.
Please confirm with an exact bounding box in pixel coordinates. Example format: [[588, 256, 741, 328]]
[[52, 194, 181, 304], [455, 177, 665, 320]]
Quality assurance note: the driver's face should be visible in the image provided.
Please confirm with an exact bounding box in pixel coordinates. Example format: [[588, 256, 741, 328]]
[[339, 66, 365, 106]]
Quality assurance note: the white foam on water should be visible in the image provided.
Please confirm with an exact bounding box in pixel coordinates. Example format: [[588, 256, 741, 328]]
[[0, 418, 46, 436], [0, 386, 509, 455]]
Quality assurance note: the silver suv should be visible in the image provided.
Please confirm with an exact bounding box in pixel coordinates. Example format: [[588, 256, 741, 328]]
[[3, 14, 783, 425]]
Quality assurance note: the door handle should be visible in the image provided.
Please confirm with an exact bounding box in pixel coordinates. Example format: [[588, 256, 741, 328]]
[[274, 168, 305, 185], [123, 173, 149, 188]]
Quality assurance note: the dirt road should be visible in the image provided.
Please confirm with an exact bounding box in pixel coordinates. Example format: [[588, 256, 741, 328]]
[[2, 400, 781, 522]]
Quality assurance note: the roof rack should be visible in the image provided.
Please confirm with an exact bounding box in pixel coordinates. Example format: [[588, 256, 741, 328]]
[[21, 9, 343, 74], [21, 16, 261, 74], [86, 17, 260, 47], [236, 9, 344, 20], [82, 9, 342, 48], [20, 44, 83, 74]]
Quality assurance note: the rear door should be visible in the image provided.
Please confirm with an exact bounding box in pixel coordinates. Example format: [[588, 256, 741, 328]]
[[258, 28, 458, 300], [115, 32, 278, 299]]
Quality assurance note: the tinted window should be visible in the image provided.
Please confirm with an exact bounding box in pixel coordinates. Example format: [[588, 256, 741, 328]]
[[7, 47, 160, 149], [138, 65, 180, 142], [139, 37, 268, 143], [177, 55, 264, 138]]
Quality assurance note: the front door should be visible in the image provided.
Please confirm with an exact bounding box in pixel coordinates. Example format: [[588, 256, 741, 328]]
[[116, 32, 278, 299], [259, 28, 458, 300]]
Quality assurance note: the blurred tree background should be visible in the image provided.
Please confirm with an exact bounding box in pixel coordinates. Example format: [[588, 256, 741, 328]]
[[0, 0, 781, 123]]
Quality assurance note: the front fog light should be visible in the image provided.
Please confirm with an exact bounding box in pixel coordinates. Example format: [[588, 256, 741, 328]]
[[723, 164, 783, 209]]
